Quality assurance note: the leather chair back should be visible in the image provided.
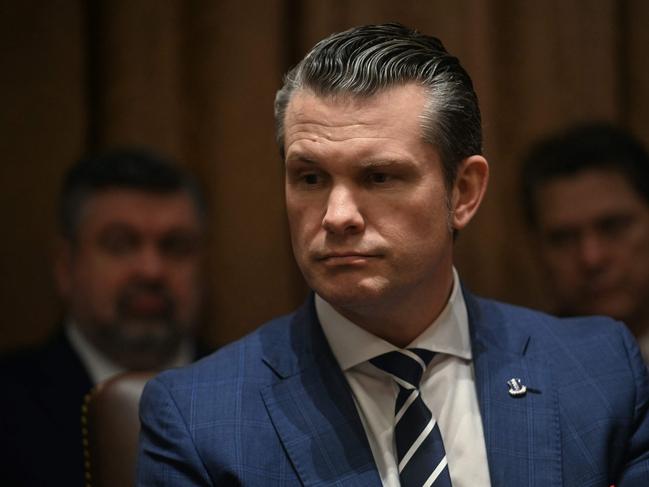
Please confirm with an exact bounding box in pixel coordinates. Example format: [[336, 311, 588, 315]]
[[82, 371, 155, 487]]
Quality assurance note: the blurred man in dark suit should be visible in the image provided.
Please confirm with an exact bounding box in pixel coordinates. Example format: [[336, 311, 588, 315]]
[[522, 123, 649, 362], [0, 148, 208, 487]]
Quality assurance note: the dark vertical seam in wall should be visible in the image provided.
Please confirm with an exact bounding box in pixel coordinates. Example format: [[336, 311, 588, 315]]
[[83, 0, 103, 152], [282, 0, 303, 70], [280, 0, 310, 303], [616, 0, 630, 125], [178, 0, 192, 167]]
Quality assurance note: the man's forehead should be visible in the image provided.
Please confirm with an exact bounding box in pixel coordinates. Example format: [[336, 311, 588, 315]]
[[283, 85, 428, 150], [538, 168, 638, 201], [537, 169, 648, 226], [286, 84, 427, 115], [78, 188, 202, 231]]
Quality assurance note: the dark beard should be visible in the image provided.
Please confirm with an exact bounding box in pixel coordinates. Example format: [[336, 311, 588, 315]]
[[95, 282, 184, 369]]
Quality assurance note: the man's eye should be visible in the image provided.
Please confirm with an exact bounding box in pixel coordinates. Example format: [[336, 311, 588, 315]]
[[598, 215, 633, 239], [287, 167, 327, 189], [545, 229, 578, 249], [99, 232, 138, 255], [368, 172, 391, 184], [160, 235, 200, 259], [303, 173, 319, 185]]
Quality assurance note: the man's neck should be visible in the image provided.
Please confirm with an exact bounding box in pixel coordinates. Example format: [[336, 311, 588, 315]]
[[65, 321, 195, 384]]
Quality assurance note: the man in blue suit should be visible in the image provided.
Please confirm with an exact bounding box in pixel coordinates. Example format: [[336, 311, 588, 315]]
[[137, 23, 649, 486]]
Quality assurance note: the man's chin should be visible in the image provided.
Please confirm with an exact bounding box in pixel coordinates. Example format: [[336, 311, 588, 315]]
[[314, 278, 390, 309], [574, 294, 633, 322], [110, 317, 178, 346]]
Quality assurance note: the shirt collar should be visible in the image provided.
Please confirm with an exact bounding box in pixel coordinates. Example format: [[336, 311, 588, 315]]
[[65, 320, 195, 384], [318, 268, 472, 372]]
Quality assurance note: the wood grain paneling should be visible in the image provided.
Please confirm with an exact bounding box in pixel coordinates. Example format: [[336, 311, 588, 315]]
[[1, 0, 648, 351]]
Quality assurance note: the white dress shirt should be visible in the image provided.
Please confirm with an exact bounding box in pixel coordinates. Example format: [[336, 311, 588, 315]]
[[317, 269, 491, 487], [66, 321, 195, 385]]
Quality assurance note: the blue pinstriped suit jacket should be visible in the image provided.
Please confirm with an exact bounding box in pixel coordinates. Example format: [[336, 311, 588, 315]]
[[137, 291, 649, 486]]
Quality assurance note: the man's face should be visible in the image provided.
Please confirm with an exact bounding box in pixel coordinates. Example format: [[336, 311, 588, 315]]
[[56, 188, 204, 368], [535, 168, 649, 329], [283, 84, 459, 327]]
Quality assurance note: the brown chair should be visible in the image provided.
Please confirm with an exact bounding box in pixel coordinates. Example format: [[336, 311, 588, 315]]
[[82, 371, 156, 487]]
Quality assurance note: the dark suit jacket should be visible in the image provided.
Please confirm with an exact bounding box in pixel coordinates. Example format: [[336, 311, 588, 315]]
[[0, 330, 210, 487], [0, 331, 93, 487], [137, 292, 649, 486]]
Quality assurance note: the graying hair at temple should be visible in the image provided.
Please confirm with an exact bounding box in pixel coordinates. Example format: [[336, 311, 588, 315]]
[[274, 22, 482, 187]]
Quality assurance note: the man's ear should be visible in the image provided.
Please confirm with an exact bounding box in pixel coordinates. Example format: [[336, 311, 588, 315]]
[[54, 238, 73, 299], [451, 155, 489, 230]]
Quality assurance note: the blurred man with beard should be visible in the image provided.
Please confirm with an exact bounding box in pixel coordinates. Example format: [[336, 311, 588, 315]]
[[0, 148, 208, 487]]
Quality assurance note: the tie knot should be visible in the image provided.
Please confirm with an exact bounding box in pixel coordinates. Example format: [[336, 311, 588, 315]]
[[370, 348, 435, 389]]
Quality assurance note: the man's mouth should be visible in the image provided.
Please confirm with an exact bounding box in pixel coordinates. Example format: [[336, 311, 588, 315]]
[[129, 294, 169, 314], [119, 288, 173, 318], [583, 279, 619, 296], [316, 252, 379, 266]]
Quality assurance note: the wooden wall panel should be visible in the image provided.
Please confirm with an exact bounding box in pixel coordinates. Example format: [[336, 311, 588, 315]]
[[87, 0, 184, 155], [0, 1, 85, 349], [626, 0, 649, 147], [177, 0, 304, 345], [1, 0, 648, 351]]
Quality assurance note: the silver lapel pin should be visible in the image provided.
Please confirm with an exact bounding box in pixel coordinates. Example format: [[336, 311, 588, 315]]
[[507, 378, 527, 397]]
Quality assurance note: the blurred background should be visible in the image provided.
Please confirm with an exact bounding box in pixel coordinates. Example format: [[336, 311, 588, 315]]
[[1, 0, 648, 351]]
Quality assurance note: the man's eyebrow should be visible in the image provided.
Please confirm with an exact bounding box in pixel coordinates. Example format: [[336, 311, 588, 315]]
[[285, 153, 317, 164], [357, 158, 415, 168], [98, 222, 137, 232]]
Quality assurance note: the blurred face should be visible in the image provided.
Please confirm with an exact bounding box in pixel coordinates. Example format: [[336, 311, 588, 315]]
[[284, 84, 480, 339], [56, 188, 204, 369], [535, 169, 649, 330]]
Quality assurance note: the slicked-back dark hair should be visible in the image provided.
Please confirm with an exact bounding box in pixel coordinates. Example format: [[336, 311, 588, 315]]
[[521, 123, 649, 227], [274, 23, 482, 187], [59, 148, 207, 241]]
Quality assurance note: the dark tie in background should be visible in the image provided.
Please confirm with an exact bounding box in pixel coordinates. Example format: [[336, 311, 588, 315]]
[[371, 348, 452, 487]]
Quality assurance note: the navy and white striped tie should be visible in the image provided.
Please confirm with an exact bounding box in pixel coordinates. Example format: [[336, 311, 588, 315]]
[[370, 349, 452, 487]]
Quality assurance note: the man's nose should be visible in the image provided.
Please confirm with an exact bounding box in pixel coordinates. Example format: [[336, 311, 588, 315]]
[[577, 233, 608, 269], [135, 246, 166, 279], [321, 184, 365, 235]]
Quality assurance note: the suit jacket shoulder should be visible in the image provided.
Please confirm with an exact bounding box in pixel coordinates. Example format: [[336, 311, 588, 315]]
[[0, 331, 93, 487], [467, 294, 649, 486], [138, 293, 649, 486], [138, 299, 380, 486]]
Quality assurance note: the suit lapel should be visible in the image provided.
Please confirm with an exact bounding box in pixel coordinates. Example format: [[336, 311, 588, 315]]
[[466, 292, 563, 487], [37, 332, 94, 429], [260, 297, 381, 486]]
